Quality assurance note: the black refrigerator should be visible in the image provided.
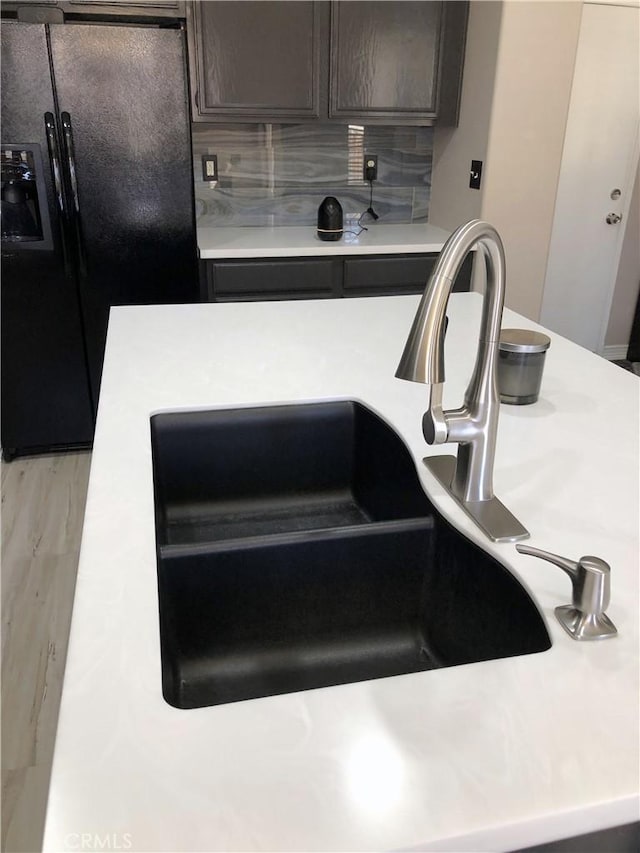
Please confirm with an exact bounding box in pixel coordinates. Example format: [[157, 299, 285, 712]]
[[1, 19, 198, 460]]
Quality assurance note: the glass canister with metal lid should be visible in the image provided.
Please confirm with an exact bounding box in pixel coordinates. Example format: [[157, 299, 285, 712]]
[[498, 329, 551, 405]]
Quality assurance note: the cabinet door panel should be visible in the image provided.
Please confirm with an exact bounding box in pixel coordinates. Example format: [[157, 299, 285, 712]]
[[330, 0, 442, 121], [191, 1, 323, 120], [343, 254, 472, 296], [208, 259, 338, 302]]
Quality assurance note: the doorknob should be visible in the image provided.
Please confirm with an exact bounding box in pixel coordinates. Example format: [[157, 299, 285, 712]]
[[606, 212, 622, 224]]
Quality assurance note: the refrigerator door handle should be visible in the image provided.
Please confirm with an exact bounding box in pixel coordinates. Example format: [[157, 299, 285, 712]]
[[44, 111, 65, 217], [60, 111, 87, 274], [60, 112, 80, 214]]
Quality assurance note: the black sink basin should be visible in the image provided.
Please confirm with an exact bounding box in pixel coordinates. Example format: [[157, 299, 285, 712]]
[[151, 401, 550, 709]]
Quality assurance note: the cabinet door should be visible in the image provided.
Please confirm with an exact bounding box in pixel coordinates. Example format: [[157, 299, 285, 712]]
[[343, 255, 438, 296], [329, 1, 467, 125], [330, 1, 442, 121], [207, 259, 340, 302], [189, 1, 326, 121], [343, 254, 472, 297]]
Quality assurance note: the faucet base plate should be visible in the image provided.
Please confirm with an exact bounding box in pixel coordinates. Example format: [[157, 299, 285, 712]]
[[424, 455, 530, 543]]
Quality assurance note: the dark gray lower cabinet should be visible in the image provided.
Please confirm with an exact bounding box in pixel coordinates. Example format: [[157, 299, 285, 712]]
[[204, 253, 472, 302], [343, 254, 472, 297], [0, 1, 185, 21], [207, 258, 340, 302]]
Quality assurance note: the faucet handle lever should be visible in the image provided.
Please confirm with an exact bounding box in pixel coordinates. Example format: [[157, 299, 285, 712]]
[[422, 382, 448, 445], [516, 544, 617, 641]]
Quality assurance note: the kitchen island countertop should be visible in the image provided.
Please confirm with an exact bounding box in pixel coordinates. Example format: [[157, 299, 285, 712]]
[[197, 223, 453, 258], [43, 294, 639, 853]]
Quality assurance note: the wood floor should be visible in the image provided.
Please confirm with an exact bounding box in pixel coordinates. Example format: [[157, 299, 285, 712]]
[[1, 452, 91, 853]]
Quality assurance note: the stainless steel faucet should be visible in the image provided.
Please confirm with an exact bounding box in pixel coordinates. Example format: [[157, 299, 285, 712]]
[[396, 219, 529, 543]]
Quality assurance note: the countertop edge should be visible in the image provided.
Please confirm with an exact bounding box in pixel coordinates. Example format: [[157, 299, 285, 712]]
[[197, 223, 455, 259]]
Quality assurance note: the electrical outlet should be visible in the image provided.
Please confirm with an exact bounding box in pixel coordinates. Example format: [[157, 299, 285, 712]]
[[202, 154, 218, 183], [364, 155, 378, 182]]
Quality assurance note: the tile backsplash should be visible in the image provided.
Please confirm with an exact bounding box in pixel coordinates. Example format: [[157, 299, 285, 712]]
[[192, 123, 433, 227]]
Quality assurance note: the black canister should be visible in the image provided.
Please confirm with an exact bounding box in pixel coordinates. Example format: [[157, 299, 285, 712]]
[[317, 196, 343, 241]]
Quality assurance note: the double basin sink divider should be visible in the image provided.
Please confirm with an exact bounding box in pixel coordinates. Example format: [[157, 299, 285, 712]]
[[151, 401, 550, 710]]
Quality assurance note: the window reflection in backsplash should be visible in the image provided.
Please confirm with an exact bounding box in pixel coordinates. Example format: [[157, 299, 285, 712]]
[[192, 123, 433, 227]]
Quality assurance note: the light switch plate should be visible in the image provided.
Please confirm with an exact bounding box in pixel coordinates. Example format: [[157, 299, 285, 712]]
[[469, 159, 483, 190]]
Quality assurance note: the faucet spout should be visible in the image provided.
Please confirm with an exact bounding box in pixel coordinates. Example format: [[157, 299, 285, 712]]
[[396, 220, 529, 543]]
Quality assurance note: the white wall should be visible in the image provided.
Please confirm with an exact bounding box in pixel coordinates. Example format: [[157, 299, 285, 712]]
[[480, 0, 582, 319], [430, 1, 582, 319], [429, 1, 502, 231]]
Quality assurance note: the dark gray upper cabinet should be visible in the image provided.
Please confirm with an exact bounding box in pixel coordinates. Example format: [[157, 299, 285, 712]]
[[189, 0, 326, 121], [0, 0, 185, 22], [189, 1, 467, 126], [330, 1, 440, 120], [331, 0, 468, 124]]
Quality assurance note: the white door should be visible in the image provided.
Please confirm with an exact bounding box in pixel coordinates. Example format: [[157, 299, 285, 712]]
[[541, 1, 640, 353]]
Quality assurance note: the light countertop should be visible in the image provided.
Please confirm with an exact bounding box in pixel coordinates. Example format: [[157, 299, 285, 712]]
[[197, 223, 453, 259], [43, 294, 639, 852]]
